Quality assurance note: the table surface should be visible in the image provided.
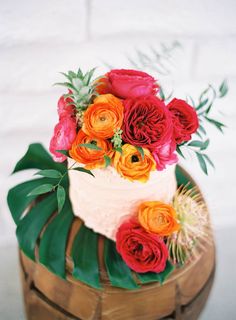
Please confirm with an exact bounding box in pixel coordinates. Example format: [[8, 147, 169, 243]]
[[0, 226, 235, 320]]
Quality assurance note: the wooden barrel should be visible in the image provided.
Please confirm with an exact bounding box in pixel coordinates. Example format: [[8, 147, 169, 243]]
[[19, 168, 216, 320]]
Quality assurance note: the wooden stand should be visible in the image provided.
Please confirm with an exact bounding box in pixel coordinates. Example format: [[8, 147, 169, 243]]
[[19, 240, 215, 320]]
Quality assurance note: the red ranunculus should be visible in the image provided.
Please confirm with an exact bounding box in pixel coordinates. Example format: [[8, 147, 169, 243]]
[[49, 117, 77, 162], [116, 219, 168, 273], [122, 95, 173, 150], [57, 95, 75, 119], [168, 98, 199, 144], [153, 140, 178, 171], [97, 69, 158, 99]]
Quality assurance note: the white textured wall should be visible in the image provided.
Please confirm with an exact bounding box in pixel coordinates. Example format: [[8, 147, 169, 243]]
[[1, 0, 236, 246]]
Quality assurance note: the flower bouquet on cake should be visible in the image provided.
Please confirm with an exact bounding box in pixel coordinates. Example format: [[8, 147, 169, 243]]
[[8, 68, 227, 320]]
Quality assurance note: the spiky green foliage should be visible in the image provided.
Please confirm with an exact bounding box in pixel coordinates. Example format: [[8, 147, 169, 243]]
[[167, 186, 210, 265], [55, 68, 98, 120]]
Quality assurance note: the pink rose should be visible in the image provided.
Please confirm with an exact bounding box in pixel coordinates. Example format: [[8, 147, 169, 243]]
[[122, 95, 173, 150], [153, 140, 178, 171], [49, 117, 77, 162], [116, 219, 168, 273], [97, 69, 158, 99], [57, 95, 75, 119]]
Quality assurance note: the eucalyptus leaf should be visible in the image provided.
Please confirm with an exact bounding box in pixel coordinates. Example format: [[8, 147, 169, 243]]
[[176, 145, 185, 159], [78, 143, 102, 151], [27, 184, 54, 197], [196, 153, 208, 175], [104, 155, 111, 168], [196, 98, 208, 111], [72, 166, 95, 177], [204, 117, 225, 132], [219, 80, 228, 98], [34, 169, 62, 179], [188, 140, 204, 148], [57, 185, 66, 213], [203, 154, 215, 169], [136, 146, 145, 160]]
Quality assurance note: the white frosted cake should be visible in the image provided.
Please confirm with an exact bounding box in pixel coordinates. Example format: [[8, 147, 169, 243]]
[[68, 158, 177, 239]]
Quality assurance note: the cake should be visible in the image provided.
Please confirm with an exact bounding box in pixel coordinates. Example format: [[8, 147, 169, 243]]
[[7, 67, 227, 319]]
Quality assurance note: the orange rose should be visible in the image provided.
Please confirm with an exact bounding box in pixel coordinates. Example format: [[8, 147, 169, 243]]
[[69, 129, 113, 170], [138, 201, 180, 236], [113, 144, 156, 183], [82, 94, 124, 139]]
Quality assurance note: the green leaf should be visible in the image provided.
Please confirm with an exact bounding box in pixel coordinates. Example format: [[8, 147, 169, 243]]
[[136, 146, 145, 160], [72, 166, 95, 177], [196, 98, 209, 111], [39, 199, 74, 278], [56, 149, 69, 157], [219, 80, 228, 98], [196, 152, 208, 175], [78, 143, 102, 151], [204, 117, 225, 132], [16, 193, 57, 260], [104, 239, 139, 289], [104, 155, 111, 168], [159, 86, 165, 100], [13, 143, 66, 174], [7, 178, 55, 225], [176, 145, 185, 159], [71, 224, 101, 289], [27, 184, 54, 197], [175, 165, 195, 190], [201, 139, 210, 150], [203, 154, 215, 169], [137, 261, 174, 285], [198, 124, 207, 135], [34, 169, 62, 179], [188, 140, 204, 148], [57, 185, 66, 213], [115, 147, 123, 155]]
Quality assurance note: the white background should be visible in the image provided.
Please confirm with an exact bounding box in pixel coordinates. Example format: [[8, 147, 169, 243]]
[[1, 1, 236, 319]]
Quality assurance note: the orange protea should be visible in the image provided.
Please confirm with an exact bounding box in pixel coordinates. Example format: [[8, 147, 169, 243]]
[[82, 94, 124, 139], [138, 201, 180, 237], [69, 129, 113, 170], [113, 144, 156, 183]]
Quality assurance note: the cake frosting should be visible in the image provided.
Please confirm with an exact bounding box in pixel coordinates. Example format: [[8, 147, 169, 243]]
[[68, 157, 177, 240]]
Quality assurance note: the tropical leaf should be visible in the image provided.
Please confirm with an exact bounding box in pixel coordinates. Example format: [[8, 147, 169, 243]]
[[13, 143, 66, 174], [7, 178, 56, 225], [39, 199, 74, 278], [71, 224, 101, 289], [137, 261, 174, 284], [104, 239, 139, 289], [175, 165, 194, 190], [16, 193, 57, 260]]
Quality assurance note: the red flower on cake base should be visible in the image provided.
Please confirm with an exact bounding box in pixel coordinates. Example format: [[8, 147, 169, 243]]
[[122, 95, 173, 150], [97, 69, 158, 99], [116, 219, 168, 273], [168, 98, 199, 144]]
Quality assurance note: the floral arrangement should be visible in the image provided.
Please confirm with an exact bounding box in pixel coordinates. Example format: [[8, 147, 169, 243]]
[[15, 67, 226, 283]]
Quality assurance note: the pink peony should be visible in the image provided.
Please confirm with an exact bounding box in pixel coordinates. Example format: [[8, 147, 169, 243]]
[[153, 140, 178, 171], [57, 95, 75, 119], [97, 69, 158, 99], [49, 117, 77, 162]]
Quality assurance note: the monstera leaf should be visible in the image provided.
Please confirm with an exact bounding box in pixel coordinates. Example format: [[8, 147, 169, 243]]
[[8, 143, 193, 289]]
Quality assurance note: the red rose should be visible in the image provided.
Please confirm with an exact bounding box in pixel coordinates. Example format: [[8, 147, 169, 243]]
[[57, 94, 75, 119], [49, 117, 77, 162], [116, 220, 168, 273], [97, 69, 158, 99], [122, 95, 173, 150], [168, 98, 199, 144], [153, 140, 178, 171]]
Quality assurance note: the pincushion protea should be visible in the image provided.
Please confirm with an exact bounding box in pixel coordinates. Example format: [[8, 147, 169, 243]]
[[167, 186, 211, 265]]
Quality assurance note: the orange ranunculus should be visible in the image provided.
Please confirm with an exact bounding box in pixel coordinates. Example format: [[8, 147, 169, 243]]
[[113, 144, 156, 183], [82, 94, 124, 139], [138, 201, 180, 236], [69, 129, 113, 170]]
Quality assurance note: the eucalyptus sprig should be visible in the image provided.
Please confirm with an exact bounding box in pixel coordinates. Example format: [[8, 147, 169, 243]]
[[55, 68, 99, 119], [177, 80, 228, 174], [27, 158, 94, 213]]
